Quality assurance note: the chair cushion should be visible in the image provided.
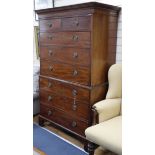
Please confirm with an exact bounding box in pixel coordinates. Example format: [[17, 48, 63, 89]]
[[85, 116, 122, 155], [106, 64, 122, 99]]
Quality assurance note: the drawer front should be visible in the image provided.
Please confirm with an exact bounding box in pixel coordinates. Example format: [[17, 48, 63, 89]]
[[40, 105, 89, 136], [39, 77, 90, 102], [40, 46, 90, 66], [40, 91, 89, 120], [40, 18, 61, 32], [40, 32, 90, 48], [62, 16, 91, 31], [39, 16, 91, 32], [40, 61, 90, 85]]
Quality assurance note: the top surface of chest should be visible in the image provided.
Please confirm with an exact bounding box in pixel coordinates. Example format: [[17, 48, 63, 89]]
[[36, 2, 120, 18]]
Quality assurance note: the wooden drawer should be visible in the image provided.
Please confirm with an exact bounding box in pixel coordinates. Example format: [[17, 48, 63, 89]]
[[61, 16, 91, 31], [40, 46, 90, 66], [40, 60, 90, 85], [39, 77, 90, 101], [40, 105, 89, 136], [40, 18, 61, 32], [40, 32, 90, 48], [40, 90, 89, 120]]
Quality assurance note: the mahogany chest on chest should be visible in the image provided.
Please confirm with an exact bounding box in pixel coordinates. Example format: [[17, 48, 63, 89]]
[[36, 2, 120, 139]]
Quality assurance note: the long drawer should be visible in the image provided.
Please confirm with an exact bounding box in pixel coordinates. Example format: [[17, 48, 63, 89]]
[[40, 90, 89, 120], [40, 46, 90, 66], [40, 32, 91, 48], [39, 16, 91, 32], [39, 77, 90, 102], [40, 105, 89, 136], [40, 60, 90, 85]]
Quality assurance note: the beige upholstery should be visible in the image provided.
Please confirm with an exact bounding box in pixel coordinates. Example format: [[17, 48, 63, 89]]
[[85, 64, 122, 155], [106, 64, 122, 99], [85, 116, 122, 155], [93, 98, 121, 123]]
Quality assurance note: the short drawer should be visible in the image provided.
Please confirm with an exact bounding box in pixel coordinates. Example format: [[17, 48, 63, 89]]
[[61, 16, 91, 31], [40, 46, 90, 66], [40, 32, 90, 48], [39, 77, 90, 102], [40, 18, 61, 32], [40, 105, 89, 136], [40, 90, 89, 120], [40, 60, 90, 85]]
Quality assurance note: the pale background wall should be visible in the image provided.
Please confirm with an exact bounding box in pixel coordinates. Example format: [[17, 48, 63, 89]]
[[55, 0, 121, 6], [33, 0, 122, 64], [116, 10, 122, 63]]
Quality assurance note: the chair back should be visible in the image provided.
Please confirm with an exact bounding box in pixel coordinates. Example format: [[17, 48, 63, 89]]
[[106, 64, 122, 99]]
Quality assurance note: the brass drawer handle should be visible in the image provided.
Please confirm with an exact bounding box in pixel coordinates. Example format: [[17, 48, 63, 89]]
[[48, 95, 53, 101], [48, 23, 53, 28], [71, 121, 77, 127], [73, 70, 78, 76], [72, 35, 78, 41], [48, 35, 53, 40], [73, 52, 78, 58], [48, 82, 52, 88], [72, 104, 77, 111], [72, 99, 77, 110], [74, 20, 79, 26], [48, 110, 52, 116], [49, 66, 53, 71], [72, 89, 77, 96], [48, 50, 53, 56]]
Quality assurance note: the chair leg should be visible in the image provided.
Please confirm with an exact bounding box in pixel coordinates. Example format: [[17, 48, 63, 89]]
[[38, 117, 45, 127], [84, 141, 88, 152], [87, 142, 96, 155]]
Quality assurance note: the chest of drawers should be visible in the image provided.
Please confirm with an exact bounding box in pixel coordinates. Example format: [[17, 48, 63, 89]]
[[36, 2, 120, 139]]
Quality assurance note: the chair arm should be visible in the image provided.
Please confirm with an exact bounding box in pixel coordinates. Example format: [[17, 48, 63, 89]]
[[93, 98, 121, 123]]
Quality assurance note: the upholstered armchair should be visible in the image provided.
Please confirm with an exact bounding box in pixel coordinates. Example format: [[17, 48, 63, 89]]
[[85, 64, 122, 155]]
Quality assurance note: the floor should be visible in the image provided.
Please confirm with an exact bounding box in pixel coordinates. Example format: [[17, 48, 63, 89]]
[[34, 147, 46, 155], [33, 115, 116, 155]]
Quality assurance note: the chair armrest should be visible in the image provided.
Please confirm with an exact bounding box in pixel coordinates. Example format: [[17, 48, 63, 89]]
[[93, 98, 121, 123]]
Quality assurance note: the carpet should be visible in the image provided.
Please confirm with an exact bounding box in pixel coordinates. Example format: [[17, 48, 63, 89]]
[[33, 124, 88, 155]]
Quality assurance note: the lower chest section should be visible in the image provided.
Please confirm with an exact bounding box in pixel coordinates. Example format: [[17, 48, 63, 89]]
[[39, 76, 91, 137]]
